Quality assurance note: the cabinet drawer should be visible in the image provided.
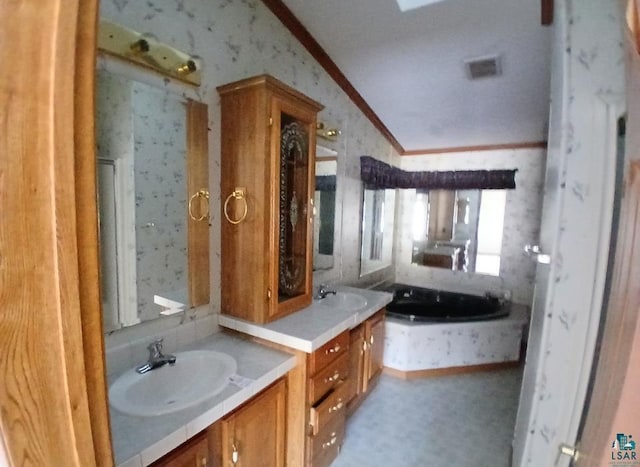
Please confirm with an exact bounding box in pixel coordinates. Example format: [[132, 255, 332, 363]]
[[308, 412, 346, 467], [309, 382, 349, 436], [308, 331, 349, 375], [308, 352, 349, 405]]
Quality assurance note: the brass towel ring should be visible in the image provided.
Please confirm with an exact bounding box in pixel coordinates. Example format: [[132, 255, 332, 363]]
[[188, 189, 210, 221], [224, 188, 248, 225]]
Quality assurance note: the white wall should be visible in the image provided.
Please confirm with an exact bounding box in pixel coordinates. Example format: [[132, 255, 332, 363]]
[[513, 1, 626, 466], [395, 148, 546, 305]]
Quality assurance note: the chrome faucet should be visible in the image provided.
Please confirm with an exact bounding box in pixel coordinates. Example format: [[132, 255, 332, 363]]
[[136, 338, 176, 374], [314, 284, 337, 300]]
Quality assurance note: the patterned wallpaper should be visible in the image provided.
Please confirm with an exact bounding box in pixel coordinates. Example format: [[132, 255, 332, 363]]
[[96, 71, 133, 161], [131, 82, 188, 322], [395, 148, 547, 305]]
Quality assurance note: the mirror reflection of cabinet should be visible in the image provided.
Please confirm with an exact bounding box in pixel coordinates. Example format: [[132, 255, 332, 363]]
[[219, 75, 323, 324], [95, 69, 209, 331], [411, 188, 506, 276]]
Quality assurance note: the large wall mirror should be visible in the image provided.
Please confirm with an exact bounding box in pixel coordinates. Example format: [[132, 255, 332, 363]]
[[96, 67, 209, 332], [313, 156, 337, 271], [360, 188, 396, 276], [410, 188, 506, 276]]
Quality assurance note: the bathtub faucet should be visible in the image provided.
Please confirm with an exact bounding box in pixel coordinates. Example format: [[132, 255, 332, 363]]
[[315, 284, 337, 300]]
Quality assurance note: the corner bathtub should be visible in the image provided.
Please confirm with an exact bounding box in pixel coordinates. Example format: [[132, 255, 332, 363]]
[[385, 284, 510, 323], [378, 284, 529, 373]]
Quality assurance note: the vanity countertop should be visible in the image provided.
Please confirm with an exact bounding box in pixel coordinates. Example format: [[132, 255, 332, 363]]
[[111, 332, 296, 467], [218, 286, 394, 353]]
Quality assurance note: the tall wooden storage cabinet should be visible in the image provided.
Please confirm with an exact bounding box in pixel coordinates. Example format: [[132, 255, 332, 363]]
[[218, 75, 323, 324]]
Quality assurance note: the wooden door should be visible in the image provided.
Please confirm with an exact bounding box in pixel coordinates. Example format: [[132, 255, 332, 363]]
[[221, 379, 286, 467], [573, 161, 640, 466]]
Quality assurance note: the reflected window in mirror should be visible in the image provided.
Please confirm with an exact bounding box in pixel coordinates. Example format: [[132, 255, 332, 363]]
[[360, 188, 396, 276], [96, 68, 209, 332], [410, 189, 506, 276], [313, 158, 337, 271]]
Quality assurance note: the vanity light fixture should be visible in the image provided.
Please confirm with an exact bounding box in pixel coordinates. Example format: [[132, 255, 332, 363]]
[[316, 122, 342, 142], [177, 56, 202, 76], [98, 20, 203, 86], [129, 32, 157, 55]]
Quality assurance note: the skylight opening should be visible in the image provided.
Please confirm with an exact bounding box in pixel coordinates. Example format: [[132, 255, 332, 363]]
[[396, 0, 447, 13]]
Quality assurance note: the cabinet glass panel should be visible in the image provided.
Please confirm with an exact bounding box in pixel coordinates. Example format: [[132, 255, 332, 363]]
[[278, 112, 309, 302]]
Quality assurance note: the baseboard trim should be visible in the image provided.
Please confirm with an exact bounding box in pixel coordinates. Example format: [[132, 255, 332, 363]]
[[383, 361, 521, 380]]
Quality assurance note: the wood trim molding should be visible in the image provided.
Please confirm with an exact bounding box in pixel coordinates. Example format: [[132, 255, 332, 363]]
[[402, 141, 548, 156], [187, 100, 211, 307], [260, 0, 405, 155], [541, 0, 554, 26], [74, 1, 115, 465], [1, 0, 112, 465], [383, 361, 521, 380]]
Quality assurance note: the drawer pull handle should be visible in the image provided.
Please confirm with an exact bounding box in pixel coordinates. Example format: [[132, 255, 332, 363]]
[[231, 443, 239, 464], [370, 335, 374, 345], [325, 371, 340, 383], [329, 399, 344, 413], [326, 343, 341, 354], [322, 433, 338, 449]]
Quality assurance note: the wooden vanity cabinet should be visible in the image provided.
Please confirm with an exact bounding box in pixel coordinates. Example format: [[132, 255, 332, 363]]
[[347, 309, 386, 413], [218, 379, 286, 467], [218, 75, 324, 324], [306, 332, 350, 467], [149, 431, 211, 467], [151, 379, 285, 467]]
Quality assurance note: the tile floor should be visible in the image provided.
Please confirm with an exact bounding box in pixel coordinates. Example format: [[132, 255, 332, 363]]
[[332, 366, 523, 467]]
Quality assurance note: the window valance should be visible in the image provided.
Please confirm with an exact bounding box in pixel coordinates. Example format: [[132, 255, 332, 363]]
[[360, 156, 517, 190]]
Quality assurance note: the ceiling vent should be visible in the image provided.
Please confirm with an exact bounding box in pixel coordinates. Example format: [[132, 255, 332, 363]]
[[465, 55, 502, 80]]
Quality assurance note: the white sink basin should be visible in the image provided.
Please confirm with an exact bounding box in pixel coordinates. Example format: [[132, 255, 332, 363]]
[[317, 292, 367, 311], [109, 350, 237, 417]]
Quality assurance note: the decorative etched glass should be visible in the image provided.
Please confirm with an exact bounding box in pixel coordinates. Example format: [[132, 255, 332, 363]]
[[279, 113, 309, 298]]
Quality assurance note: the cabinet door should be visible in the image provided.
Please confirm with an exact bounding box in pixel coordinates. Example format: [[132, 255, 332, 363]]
[[347, 324, 365, 403], [150, 432, 209, 467], [271, 98, 317, 320], [221, 379, 286, 467], [364, 311, 385, 392]]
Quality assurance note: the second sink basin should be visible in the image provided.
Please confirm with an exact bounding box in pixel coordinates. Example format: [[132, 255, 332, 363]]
[[109, 350, 237, 417], [317, 291, 367, 311]]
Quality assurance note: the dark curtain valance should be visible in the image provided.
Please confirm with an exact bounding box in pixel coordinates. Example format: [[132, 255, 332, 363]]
[[360, 156, 517, 191], [315, 175, 336, 192]]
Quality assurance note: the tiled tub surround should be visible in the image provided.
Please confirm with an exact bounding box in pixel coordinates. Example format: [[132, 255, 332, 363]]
[[383, 304, 529, 372], [218, 286, 394, 352], [108, 332, 296, 467]]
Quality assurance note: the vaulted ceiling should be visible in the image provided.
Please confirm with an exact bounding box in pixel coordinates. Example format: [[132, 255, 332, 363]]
[[272, 0, 552, 154]]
